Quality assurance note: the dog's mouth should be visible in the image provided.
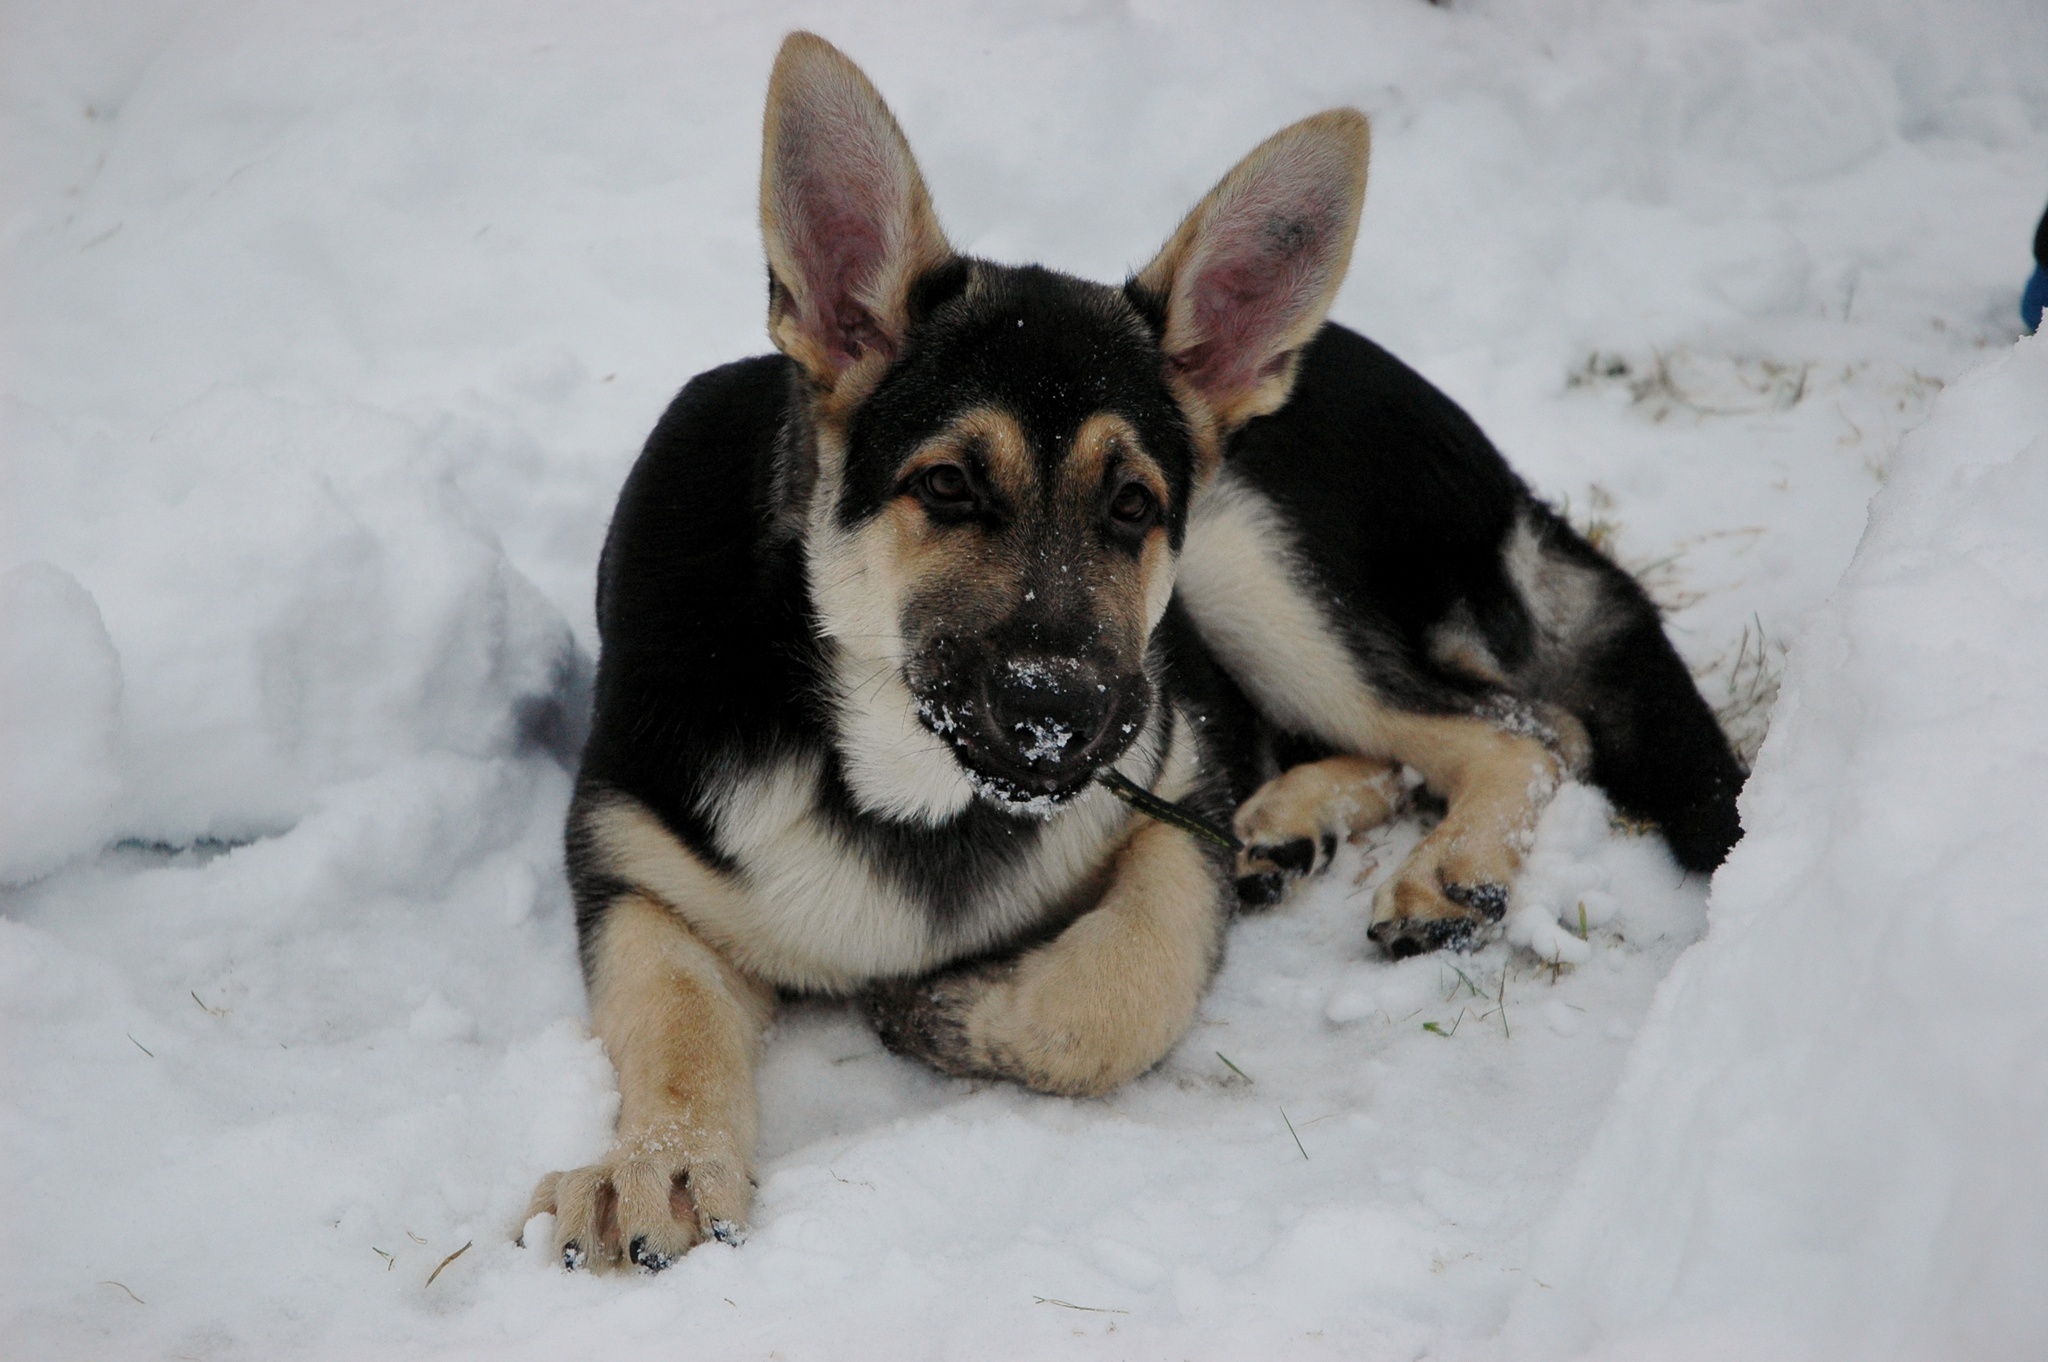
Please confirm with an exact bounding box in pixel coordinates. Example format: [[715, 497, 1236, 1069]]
[[912, 664, 1151, 817]]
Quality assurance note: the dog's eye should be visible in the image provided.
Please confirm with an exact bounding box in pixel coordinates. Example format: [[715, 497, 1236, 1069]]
[[1109, 482, 1156, 526], [918, 463, 974, 507]]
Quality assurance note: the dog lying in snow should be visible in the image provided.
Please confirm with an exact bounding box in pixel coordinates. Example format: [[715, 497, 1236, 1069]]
[[525, 31, 1745, 1271]]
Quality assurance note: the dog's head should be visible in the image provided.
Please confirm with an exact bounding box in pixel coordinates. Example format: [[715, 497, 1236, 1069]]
[[761, 33, 1368, 822]]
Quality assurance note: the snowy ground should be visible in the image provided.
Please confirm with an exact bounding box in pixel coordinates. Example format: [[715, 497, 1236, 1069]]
[[4, 2, 2046, 1358]]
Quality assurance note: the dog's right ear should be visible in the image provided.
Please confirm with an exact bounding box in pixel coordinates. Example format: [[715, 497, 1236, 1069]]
[[760, 33, 954, 395]]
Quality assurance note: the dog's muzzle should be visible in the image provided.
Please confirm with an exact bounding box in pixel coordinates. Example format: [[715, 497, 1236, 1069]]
[[917, 651, 1150, 809]]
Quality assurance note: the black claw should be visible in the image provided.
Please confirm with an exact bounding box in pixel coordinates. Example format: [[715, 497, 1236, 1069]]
[[629, 1235, 674, 1273], [1369, 914, 1481, 959], [1262, 838, 1316, 876], [1319, 832, 1338, 866], [562, 1241, 584, 1271], [710, 1219, 745, 1246], [1382, 933, 1426, 961], [1442, 881, 1509, 921], [1234, 871, 1287, 909]]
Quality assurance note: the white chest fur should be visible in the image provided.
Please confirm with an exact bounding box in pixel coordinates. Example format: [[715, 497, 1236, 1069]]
[[588, 686, 1204, 994]]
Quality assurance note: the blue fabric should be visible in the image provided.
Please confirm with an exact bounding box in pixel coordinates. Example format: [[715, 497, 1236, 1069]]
[[2025, 266, 2048, 334]]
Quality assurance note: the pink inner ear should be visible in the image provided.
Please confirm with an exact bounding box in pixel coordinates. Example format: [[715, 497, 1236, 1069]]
[[778, 106, 903, 368], [1177, 187, 1344, 401]]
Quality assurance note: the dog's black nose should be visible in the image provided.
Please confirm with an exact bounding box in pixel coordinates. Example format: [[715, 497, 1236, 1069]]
[[983, 655, 1115, 776]]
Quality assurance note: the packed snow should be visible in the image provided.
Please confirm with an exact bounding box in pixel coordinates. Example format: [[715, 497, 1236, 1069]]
[[3, 1, 2045, 1358]]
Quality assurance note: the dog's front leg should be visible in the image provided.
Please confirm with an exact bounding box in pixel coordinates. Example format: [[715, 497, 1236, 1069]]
[[527, 893, 774, 1272], [869, 818, 1226, 1098]]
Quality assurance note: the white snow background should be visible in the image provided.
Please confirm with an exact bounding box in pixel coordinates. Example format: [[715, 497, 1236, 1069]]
[[3, 1, 2045, 1357]]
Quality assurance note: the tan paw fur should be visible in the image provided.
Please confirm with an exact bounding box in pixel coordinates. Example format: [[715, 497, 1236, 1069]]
[[1231, 755, 1405, 907]]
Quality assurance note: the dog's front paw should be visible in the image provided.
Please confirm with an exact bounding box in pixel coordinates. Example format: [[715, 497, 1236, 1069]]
[[1367, 868, 1507, 960], [524, 1136, 751, 1273]]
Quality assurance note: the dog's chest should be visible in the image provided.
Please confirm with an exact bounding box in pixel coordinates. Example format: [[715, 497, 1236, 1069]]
[[693, 755, 1137, 992]]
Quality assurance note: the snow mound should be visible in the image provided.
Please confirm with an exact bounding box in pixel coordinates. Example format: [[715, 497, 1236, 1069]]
[[1, 388, 585, 873], [1509, 333, 2048, 1361], [0, 562, 124, 882]]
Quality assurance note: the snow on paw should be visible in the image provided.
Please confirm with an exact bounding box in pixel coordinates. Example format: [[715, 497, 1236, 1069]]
[[526, 1144, 749, 1274], [1367, 865, 1504, 959]]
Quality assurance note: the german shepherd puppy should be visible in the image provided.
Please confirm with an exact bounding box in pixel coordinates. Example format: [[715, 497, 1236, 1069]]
[[526, 33, 1744, 1271]]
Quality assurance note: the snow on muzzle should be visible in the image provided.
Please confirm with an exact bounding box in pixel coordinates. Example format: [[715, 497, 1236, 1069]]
[[913, 646, 1152, 809]]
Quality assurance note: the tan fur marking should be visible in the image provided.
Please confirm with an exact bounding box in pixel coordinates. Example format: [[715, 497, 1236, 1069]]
[[526, 894, 774, 1272], [827, 408, 1034, 657], [1181, 474, 1404, 752], [940, 406, 1035, 507], [1368, 712, 1563, 937], [583, 704, 1197, 991], [1234, 755, 1404, 877], [1065, 412, 1178, 631], [1065, 413, 1167, 505], [949, 817, 1223, 1097]]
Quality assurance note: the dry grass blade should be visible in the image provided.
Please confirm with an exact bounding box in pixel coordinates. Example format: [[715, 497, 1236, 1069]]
[[1280, 1106, 1309, 1161], [99, 1280, 145, 1305], [1033, 1296, 1129, 1315], [425, 1240, 472, 1288]]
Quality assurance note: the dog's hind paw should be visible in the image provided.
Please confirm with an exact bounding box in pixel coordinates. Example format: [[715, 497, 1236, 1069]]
[[1367, 870, 1507, 959], [1231, 756, 1403, 910]]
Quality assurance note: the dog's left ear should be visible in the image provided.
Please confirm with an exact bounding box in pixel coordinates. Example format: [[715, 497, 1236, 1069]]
[[760, 32, 955, 395], [1133, 110, 1370, 435]]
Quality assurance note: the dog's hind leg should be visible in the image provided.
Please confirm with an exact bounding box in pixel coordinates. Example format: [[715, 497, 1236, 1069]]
[[867, 817, 1226, 1097], [1231, 755, 1406, 908], [526, 892, 774, 1272], [1365, 710, 1575, 957]]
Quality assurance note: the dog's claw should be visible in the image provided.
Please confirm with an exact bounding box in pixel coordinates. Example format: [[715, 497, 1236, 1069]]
[[1368, 913, 1481, 958], [1234, 871, 1287, 909], [1442, 880, 1509, 922], [629, 1235, 673, 1273], [1261, 838, 1317, 876], [1232, 837, 1323, 910]]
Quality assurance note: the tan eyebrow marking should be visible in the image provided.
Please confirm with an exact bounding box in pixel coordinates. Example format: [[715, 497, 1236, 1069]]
[[1065, 412, 1168, 511], [896, 406, 1034, 508]]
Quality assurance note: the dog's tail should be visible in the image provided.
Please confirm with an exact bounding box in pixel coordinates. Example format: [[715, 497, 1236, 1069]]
[[1571, 603, 1747, 873], [1507, 505, 1747, 873]]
